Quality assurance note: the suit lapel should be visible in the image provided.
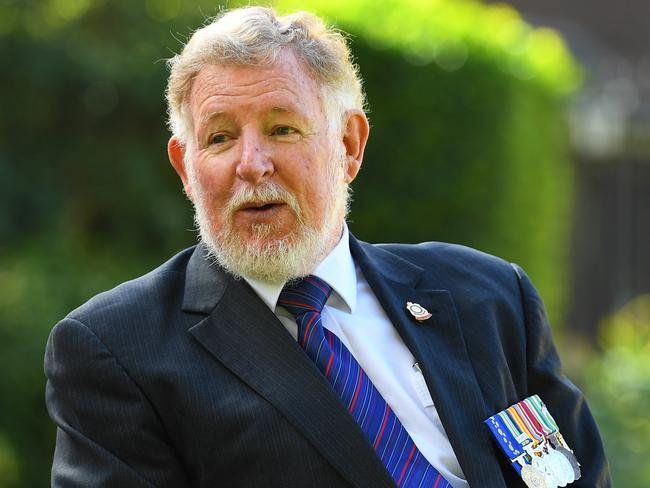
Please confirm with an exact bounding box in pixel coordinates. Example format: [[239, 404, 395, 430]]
[[350, 237, 507, 487], [183, 244, 396, 488]]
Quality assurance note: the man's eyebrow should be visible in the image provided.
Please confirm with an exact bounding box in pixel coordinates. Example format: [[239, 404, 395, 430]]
[[201, 106, 297, 124], [201, 110, 227, 127], [270, 106, 311, 125], [270, 106, 295, 115]]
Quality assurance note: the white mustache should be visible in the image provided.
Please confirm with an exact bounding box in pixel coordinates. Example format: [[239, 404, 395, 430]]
[[226, 183, 302, 219]]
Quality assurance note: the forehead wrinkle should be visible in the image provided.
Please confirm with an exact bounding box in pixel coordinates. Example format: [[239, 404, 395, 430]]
[[192, 72, 312, 103], [196, 91, 311, 127], [216, 73, 309, 92]]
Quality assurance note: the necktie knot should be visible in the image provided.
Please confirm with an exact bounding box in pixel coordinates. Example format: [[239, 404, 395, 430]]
[[278, 275, 332, 318]]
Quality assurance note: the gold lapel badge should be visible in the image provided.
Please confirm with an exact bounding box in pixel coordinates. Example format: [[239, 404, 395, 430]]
[[406, 302, 432, 322]]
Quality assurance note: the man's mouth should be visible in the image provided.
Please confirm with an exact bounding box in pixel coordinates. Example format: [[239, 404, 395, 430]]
[[239, 201, 286, 213], [252, 203, 276, 211]]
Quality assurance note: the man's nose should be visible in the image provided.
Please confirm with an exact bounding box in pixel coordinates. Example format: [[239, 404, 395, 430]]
[[235, 133, 274, 184]]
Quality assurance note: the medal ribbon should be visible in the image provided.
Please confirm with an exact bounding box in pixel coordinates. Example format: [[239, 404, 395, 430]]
[[528, 395, 559, 433], [517, 402, 546, 443], [484, 412, 526, 475], [498, 411, 527, 447], [507, 406, 538, 445], [484, 395, 580, 486]]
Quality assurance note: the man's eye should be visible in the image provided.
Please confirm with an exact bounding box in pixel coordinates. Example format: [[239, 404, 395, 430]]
[[209, 133, 229, 145], [272, 126, 298, 137]]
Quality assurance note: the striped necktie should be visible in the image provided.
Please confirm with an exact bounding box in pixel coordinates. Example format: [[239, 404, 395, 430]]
[[279, 275, 452, 488]]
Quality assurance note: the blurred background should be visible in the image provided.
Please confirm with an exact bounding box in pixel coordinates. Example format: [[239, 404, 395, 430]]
[[0, 0, 648, 485]]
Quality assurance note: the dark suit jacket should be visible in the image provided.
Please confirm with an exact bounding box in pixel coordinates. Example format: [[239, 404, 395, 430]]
[[45, 235, 611, 487]]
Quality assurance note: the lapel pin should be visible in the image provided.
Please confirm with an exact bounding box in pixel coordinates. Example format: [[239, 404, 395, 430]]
[[406, 302, 432, 322]]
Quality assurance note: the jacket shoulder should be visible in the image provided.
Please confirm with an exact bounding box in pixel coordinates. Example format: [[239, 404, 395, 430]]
[[64, 246, 196, 331], [364, 240, 524, 308], [375, 241, 515, 277]]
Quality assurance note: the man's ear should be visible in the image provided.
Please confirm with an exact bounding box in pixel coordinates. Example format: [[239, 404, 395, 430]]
[[341, 110, 369, 184], [167, 136, 193, 200]]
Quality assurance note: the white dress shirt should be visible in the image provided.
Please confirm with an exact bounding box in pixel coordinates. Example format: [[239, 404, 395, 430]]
[[245, 225, 469, 488]]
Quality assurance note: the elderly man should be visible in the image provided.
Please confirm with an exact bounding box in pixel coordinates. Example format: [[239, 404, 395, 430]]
[[45, 6, 610, 488]]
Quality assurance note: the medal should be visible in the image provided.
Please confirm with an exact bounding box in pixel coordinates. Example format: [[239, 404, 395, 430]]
[[556, 448, 581, 481], [524, 397, 582, 483], [485, 395, 581, 487], [533, 451, 560, 488], [521, 464, 549, 488], [548, 433, 581, 480], [546, 447, 576, 486]]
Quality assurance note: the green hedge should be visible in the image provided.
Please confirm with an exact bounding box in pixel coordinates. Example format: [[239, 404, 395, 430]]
[[583, 295, 650, 487], [0, 0, 579, 485]]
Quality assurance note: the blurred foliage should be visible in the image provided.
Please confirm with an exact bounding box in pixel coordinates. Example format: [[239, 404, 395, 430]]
[[275, 0, 580, 95], [0, 432, 20, 488], [582, 295, 650, 487], [0, 238, 169, 486], [0, 0, 586, 486]]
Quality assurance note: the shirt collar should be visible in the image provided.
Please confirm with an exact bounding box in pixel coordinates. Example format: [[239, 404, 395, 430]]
[[244, 223, 357, 314]]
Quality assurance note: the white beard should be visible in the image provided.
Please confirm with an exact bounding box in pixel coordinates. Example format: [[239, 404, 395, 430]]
[[188, 154, 350, 284]]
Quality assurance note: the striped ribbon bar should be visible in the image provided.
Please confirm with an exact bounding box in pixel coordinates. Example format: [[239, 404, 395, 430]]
[[485, 395, 581, 486]]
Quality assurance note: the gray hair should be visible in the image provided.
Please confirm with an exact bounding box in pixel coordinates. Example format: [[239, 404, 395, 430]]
[[165, 6, 366, 146]]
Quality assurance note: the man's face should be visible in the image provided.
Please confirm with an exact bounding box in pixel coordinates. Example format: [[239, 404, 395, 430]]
[[169, 49, 365, 283]]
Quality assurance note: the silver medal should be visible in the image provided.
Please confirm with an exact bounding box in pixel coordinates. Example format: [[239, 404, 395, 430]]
[[547, 448, 575, 486], [532, 455, 559, 488], [521, 464, 549, 488], [549, 433, 581, 480]]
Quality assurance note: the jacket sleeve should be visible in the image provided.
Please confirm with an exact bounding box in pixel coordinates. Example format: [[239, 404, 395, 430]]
[[512, 264, 612, 488], [44, 317, 191, 488]]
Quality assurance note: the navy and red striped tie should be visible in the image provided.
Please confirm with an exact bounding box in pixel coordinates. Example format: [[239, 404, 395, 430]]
[[279, 275, 452, 488]]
